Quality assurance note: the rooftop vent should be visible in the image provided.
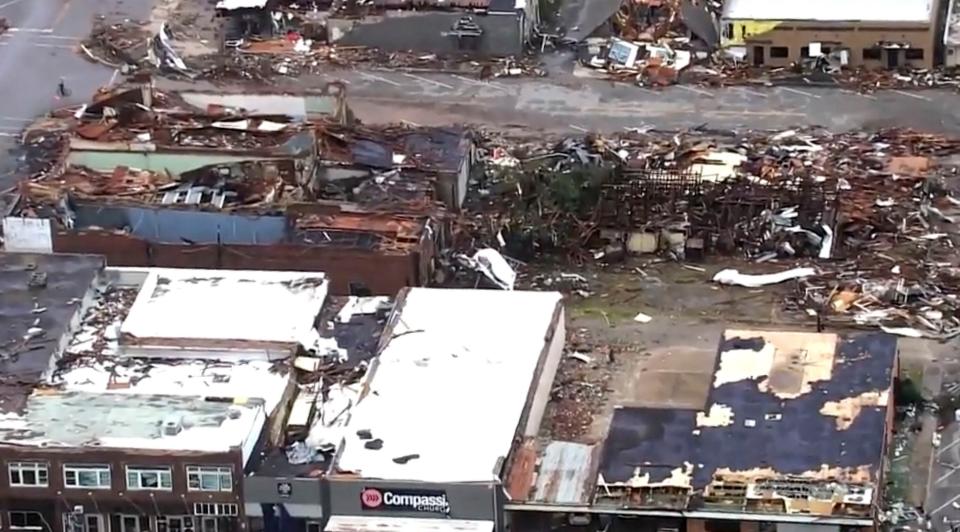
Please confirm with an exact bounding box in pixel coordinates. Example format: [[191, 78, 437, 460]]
[[162, 415, 183, 436]]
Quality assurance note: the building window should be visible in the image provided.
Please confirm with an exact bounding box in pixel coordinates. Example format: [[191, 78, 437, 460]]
[[157, 516, 195, 532], [821, 46, 832, 55], [306, 523, 322, 532], [126, 467, 173, 490], [63, 465, 111, 489], [62, 514, 105, 532], [770, 46, 789, 58], [863, 47, 882, 60], [199, 518, 218, 532], [723, 23, 733, 39], [186, 466, 232, 492], [9, 462, 48, 487], [9, 512, 44, 531], [906, 48, 925, 60], [800, 46, 809, 58], [193, 504, 238, 517]]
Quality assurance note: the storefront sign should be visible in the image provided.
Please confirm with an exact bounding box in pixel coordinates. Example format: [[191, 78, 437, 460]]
[[360, 488, 450, 514], [277, 482, 293, 498]]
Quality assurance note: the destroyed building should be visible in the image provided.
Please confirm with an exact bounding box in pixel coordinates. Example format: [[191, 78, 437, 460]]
[[720, 0, 940, 69], [325, 0, 538, 57], [506, 329, 899, 532], [5, 82, 475, 295]]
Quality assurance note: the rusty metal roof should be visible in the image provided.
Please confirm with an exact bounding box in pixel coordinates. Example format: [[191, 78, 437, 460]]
[[531, 441, 600, 504]]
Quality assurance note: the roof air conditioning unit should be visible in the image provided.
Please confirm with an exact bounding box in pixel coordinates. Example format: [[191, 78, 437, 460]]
[[162, 415, 183, 436]]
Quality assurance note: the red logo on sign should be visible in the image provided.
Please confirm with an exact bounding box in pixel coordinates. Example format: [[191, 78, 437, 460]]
[[361, 488, 383, 508]]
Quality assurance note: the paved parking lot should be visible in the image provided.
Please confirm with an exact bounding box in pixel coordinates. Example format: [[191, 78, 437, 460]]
[[928, 422, 960, 530]]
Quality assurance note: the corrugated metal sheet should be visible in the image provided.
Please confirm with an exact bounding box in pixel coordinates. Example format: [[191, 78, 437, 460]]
[[532, 441, 599, 504]]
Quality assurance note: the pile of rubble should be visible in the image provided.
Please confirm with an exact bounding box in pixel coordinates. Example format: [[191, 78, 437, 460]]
[[192, 46, 544, 83], [78, 19, 545, 82], [576, 0, 718, 85], [471, 127, 960, 338], [682, 61, 960, 92], [80, 19, 153, 68]]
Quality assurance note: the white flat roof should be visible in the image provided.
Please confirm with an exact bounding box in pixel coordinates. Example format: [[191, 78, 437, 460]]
[[335, 288, 562, 483], [55, 359, 292, 414], [0, 391, 265, 463], [120, 268, 327, 349], [722, 0, 934, 23]]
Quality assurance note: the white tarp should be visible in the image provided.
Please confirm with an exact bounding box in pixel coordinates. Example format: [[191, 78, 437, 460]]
[[216, 0, 269, 9], [471, 248, 516, 290], [712, 267, 816, 288], [324, 516, 493, 532], [2, 217, 53, 253]]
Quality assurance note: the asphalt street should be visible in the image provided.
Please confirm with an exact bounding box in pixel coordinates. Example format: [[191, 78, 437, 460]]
[[319, 70, 960, 133], [0, 0, 152, 187], [159, 65, 960, 134]]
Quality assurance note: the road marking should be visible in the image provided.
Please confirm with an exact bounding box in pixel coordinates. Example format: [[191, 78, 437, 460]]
[[892, 89, 931, 101], [636, 87, 660, 95], [0, 0, 28, 11], [0, 116, 32, 122], [451, 74, 483, 85], [402, 73, 454, 90], [840, 89, 877, 100], [778, 86, 821, 99], [936, 464, 960, 485], [570, 124, 588, 132], [675, 85, 713, 97], [358, 72, 402, 87], [0, 40, 74, 49], [32, 34, 78, 41], [7, 27, 53, 33], [0, 132, 19, 137], [736, 87, 769, 98], [704, 109, 804, 117], [931, 493, 960, 515], [52, 0, 73, 29], [938, 434, 960, 457], [450, 74, 508, 92]]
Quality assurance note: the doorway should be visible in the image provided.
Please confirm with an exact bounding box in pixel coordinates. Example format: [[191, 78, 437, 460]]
[[121, 516, 151, 532], [886, 49, 900, 68], [752, 45, 765, 66]]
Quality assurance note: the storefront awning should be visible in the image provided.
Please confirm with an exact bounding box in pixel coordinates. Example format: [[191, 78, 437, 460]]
[[324, 516, 494, 532]]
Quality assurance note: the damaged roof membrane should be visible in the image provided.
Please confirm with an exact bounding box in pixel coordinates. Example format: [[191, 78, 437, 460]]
[[715, 330, 837, 400], [596, 331, 897, 517]]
